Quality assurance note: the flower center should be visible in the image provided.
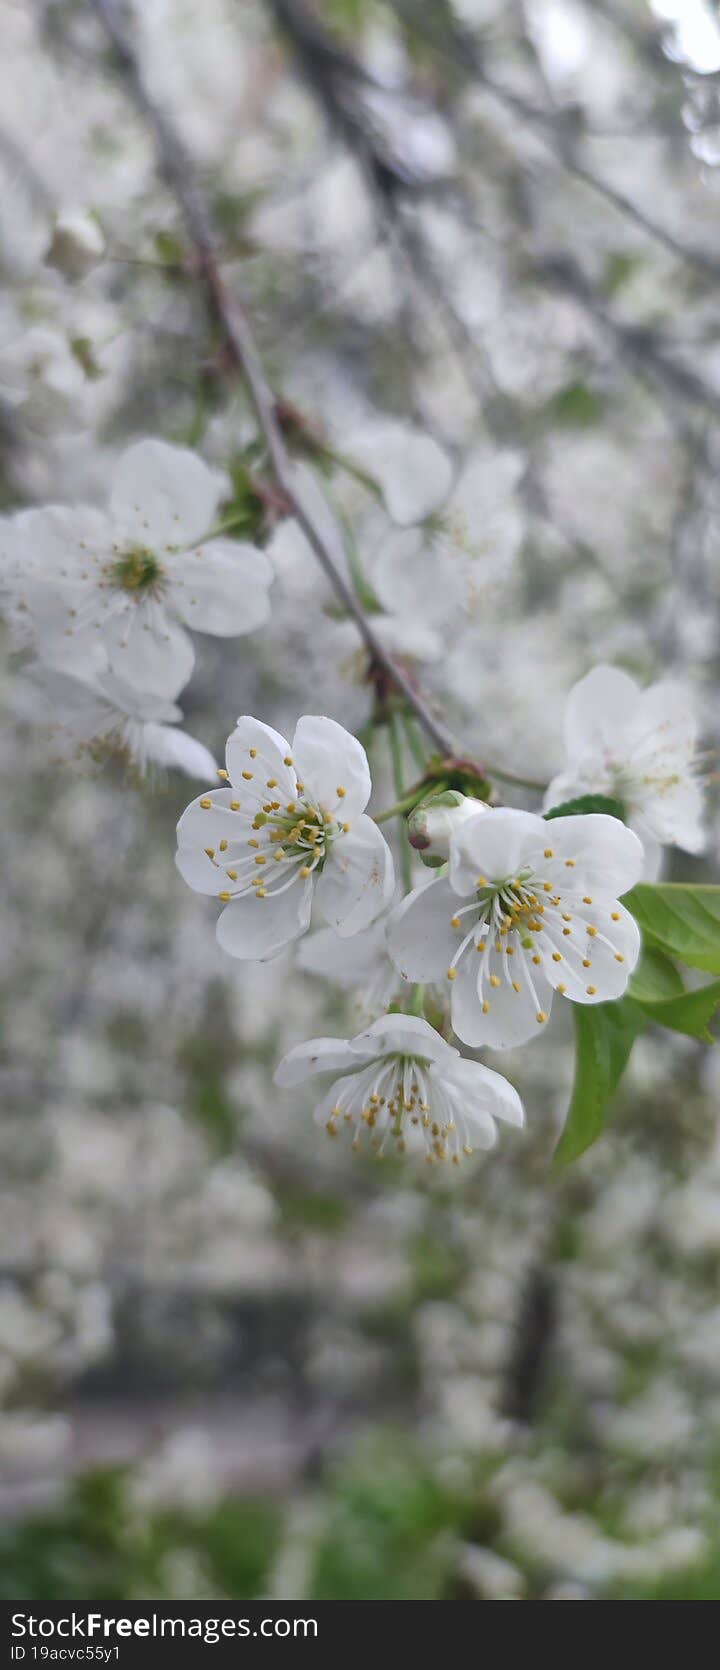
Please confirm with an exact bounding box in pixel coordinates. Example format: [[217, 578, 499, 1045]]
[[253, 798, 337, 872], [323, 1054, 476, 1165], [108, 546, 165, 594]]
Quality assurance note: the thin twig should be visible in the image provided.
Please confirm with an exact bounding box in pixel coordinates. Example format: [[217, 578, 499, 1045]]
[[89, 0, 461, 760]]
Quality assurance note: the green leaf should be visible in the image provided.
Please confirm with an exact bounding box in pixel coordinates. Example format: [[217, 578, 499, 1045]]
[[545, 380, 602, 429], [625, 884, 720, 975], [602, 250, 643, 296], [628, 945, 684, 1004], [554, 999, 644, 1166], [633, 981, 720, 1044], [544, 793, 626, 823]]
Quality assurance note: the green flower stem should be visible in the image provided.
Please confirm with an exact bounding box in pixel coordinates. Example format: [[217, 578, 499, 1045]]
[[373, 784, 428, 825], [482, 762, 549, 793], [403, 712, 429, 774], [409, 983, 425, 1017]]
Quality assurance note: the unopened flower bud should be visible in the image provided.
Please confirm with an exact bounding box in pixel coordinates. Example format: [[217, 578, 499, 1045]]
[[408, 791, 488, 866], [46, 209, 105, 279]]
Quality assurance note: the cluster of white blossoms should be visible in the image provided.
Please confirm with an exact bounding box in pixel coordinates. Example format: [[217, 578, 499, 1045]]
[[0, 386, 705, 1167], [0, 383, 706, 1166], [173, 664, 705, 1164]]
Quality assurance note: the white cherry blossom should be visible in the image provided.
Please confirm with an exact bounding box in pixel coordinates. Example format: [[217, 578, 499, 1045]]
[[274, 1013, 523, 1164], [2, 439, 273, 697], [387, 808, 643, 1049], [544, 665, 705, 872], [341, 420, 453, 526], [176, 714, 394, 961], [35, 664, 217, 781]]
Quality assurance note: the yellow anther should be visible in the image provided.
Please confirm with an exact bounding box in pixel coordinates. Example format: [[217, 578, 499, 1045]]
[[219, 839, 228, 852], [476, 875, 487, 887], [506, 945, 514, 956], [249, 748, 258, 758], [451, 916, 461, 929], [583, 896, 593, 905], [611, 911, 620, 921], [557, 982, 567, 994], [490, 974, 501, 988], [562, 913, 572, 922], [283, 755, 293, 766], [254, 855, 266, 865], [342, 822, 350, 833], [582, 958, 591, 968], [230, 800, 240, 811], [536, 1011, 547, 1024], [512, 981, 521, 993], [463, 1145, 473, 1158], [266, 778, 277, 788], [544, 847, 554, 858], [217, 768, 228, 780], [446, 968, 458, 981], [242, 771, 253, 780], [218, 890, 231, 901], [532, 954, 542, 965], [587, 926, 597, 937], [204, 847, 214, 859], [200, 797, 212, 809], [476, 940, 486, 952], [226, 869, 238, 881], [482, 1000, 490, 1013], [563, 928, 571, 937], [552, 952, 562, 963], [565, 859, 576, 867], [586, 985, 597, 995], [256, 887, 267, 898], [494, 941, 502, 953], [325, 1120, 337, 1138], [286, 802, 297, 814], [336, 785, 346, 798], [274, 849, 285, 862], [248, 838, 259, 849], [615, 953, 625, 963], [544, 882, 553, 893], [300, 866, 312, 878]]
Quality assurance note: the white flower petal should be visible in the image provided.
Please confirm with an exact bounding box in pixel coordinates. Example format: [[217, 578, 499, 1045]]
[[315, 816, 394, 936], [452, 943, 553, 1050], [177, 785, 252, 852], [169, 540, 272, 636], [216, 877, 313, 961], [110, 439, 224, 549], [175, 844, 228, 896], [444, 1056, 525, 1128], [274, 1036, 362, 1087], [450, 807, 546, 894], [537, 897, 640, 1002], [144, 722, 216, 781], [538, 814, 644, 898], [102, 597, 195, 698], [351, 1013, 454, 1065], [563, 664, 641, 759], [225, 716, 296, 802], [387, 877, 461, 982], [344, 422, 452, 524], [292, 715, 372, 816]]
